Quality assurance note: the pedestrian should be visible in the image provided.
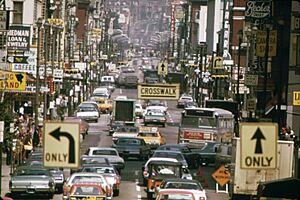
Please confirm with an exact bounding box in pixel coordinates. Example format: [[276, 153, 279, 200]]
[[23, 131, 33, 159], [33, 126, 40, 148]]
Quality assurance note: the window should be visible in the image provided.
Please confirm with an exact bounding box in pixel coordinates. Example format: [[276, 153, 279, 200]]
[[13, 1, 23, 24]]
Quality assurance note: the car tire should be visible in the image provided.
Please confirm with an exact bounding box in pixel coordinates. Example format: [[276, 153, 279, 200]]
[[114, 189, 119, 196], [147, 192, 153, 200]]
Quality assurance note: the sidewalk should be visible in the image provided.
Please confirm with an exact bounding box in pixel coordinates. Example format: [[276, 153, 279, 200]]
[[1, 153, 11, 198]]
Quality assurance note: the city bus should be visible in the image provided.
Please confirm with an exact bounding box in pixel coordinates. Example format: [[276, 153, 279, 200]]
[[178, 107, 235, 144]]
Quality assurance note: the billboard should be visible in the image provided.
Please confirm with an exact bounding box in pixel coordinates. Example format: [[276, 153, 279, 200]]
[[0, 71, 26, 91], [7, 26, 31, 51]]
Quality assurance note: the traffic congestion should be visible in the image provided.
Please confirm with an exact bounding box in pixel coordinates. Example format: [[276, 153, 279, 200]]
[[2, 57, 234, 200]]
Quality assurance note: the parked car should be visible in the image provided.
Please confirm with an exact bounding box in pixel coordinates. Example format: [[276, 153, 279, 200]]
[[64, 116, 89, 139], [9, 166, 56, 198], [79, 164, 121, 196], [112, 137, 151, 161], [75, 102, 100, 123], [67, 182, 108, 200], [85, 147, 125, 173]]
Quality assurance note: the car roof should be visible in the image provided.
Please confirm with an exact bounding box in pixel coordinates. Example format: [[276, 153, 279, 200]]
[[148, 160, 182, 166], [162, 178, 201, 184], [88, 147, 117, 151], [145, 157, 179, 165]]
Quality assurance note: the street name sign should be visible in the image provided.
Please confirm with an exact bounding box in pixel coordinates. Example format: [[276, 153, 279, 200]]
[[293, 91, 300, 106], [158, 62, 168, 75], [212, 164, 230, 187], [44, 122, 80, 168], [137, 83, 180, 100], [240, 122, 277, 169]]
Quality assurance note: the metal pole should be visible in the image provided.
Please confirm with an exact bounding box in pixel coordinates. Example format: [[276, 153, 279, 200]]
[[44, 23, 49, 120], [35, 21, 41, 126], [263, 27, 270, 115], [237, 36, 242, 107]]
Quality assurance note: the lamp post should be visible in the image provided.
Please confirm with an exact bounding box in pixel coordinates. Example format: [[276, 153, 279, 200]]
[[35, 18, 43, 126], [237, 30, 243, 108]]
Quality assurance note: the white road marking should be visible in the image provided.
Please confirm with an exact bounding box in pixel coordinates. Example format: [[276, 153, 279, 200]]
[[137, 194, 142, 199], [167, 112, 174, 123], [120, 88, 123, 94], [135, 171, 139, 176], [136, 185, 141, 192]]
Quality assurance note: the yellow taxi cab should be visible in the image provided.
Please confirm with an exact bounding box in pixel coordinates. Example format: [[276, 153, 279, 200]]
[[137, 126, 166, 150], [98, 99, 113, 114]]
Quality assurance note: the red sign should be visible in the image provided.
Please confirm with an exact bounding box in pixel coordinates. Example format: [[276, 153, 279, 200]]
[[183, 131, 212, 140]]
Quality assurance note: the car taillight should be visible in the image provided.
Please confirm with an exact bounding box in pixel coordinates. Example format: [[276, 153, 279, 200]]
[[143, 170, 149, 177], [63, 185, 68, 196], [199, 197, 206, 200], [116, 177, 121, 186], [106, 185, 112, 197]]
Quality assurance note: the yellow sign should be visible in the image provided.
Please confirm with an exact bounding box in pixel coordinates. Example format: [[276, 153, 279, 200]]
[[212, 164, 230, 187], [158, 62, 168, 75], [0, 71, 26, 91], [47, 18, 64, 26], [240, 123, 277, 169], [293, 91, 300, 105], [213, 57, 223, 69], [256, 30, 277, 57], [137, 83, 180, 100], [43, 122, 80, 169]]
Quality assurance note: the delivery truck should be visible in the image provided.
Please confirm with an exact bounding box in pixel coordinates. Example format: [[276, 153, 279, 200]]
[[229, 138, 295, 200]]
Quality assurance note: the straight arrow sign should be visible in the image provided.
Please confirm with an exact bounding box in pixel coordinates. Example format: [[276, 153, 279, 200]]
[[50, 127, 75, 163], [251, 128, 265, 154]]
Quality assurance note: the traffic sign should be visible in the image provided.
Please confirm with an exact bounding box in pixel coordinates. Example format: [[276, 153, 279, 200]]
[[43, 122, 80, 168], [137, 83, 180, 100], [247, 98, 256, 112], [244, 74, 258, 86], [293, 91, 300, 105], [212, 164, 230, 187], [158, 62, 168, 75], [240, 123, 277, 169], [213, 57, 223, 69], [0, 71, 26, 91]]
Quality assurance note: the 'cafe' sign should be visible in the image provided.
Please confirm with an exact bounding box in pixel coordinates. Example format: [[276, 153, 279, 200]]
[[245, 0, 271, 22]]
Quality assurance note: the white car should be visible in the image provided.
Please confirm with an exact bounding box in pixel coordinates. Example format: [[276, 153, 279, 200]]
[[85, 147, 125, 173], [177, 95, 194, 108], [62, 172, 112, 200], [76, 103, 100, 123], [144, 105, 167, 116], [156, 188, 206, 200], [135, 103, 144, 118]]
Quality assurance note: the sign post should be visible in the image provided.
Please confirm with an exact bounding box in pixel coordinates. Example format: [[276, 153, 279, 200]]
[[240, 122, 277, 169], [43, 122, 80, 168], [212, 164, 230, 193]]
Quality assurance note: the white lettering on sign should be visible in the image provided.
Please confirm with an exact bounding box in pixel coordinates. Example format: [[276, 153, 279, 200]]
[[244, 156, 273, 167], [45, 153, 68, 162]]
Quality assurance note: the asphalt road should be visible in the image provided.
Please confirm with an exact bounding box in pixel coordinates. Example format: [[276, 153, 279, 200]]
[[1, 59, 229, 199]]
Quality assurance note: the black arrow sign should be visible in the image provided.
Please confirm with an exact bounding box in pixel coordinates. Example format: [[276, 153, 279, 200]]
[[251, 127, 266, 154], [50, 127, 75, 163], [214, 58, 222, 68], [161, 64, 165, 72]]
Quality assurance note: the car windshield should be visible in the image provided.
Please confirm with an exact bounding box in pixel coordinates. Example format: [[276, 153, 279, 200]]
[[15, 168, 50, 176], [150, 164, 181, 176], [153, 152, 185, 162], [78, 106, 97, 112], [93, 93, 108, 97], [71, 186, 102, 196], [159, 194, 193, 200], [92, 149, 117, 156], [116, 138, 141, 145], [165, 182, 202, 190], [82, 167, 116, 174], [71, 176, 104, 184], [115, 127, 138, 133], [138, 132, 158, 137], [81, 157, 108, 165]]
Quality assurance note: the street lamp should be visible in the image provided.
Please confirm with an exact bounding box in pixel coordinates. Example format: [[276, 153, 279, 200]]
[[237, 30, 243, 108], [35, 17, 43, 127]]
